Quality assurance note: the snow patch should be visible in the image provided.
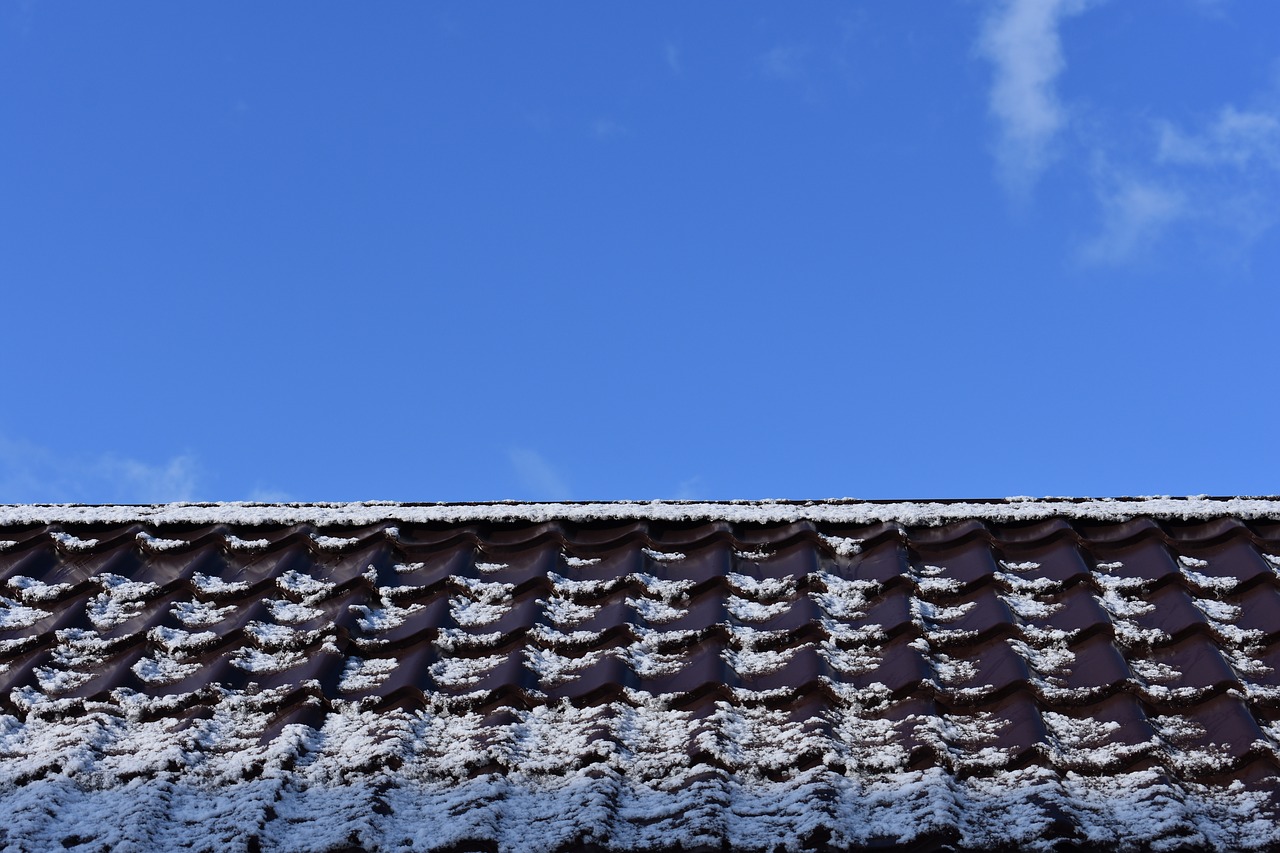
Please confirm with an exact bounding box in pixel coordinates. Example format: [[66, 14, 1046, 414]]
[[50, 531, 98, 551], [311, 534, 361, 550], [337, 657, 399, 692], [7, 576, 73, 603], [820, 535, 863, 558], [191, 573, 250, 596]]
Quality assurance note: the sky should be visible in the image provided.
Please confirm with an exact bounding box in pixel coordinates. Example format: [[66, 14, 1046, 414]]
[[2, 1, 1279, 504]]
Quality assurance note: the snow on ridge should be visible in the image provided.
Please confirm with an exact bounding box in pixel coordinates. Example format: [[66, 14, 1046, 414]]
[[1, 496, 1278, 529]]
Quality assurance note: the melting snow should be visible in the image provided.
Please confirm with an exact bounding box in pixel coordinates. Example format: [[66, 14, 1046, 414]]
[[337, 657, 399, 692], [562, 555, 600, 568], [230, 647, 306, 673], [311, 534, 361, 550], [820, 535, 863, 557], [191, 573, 250, 596], [6, 575, 72, 603], [727, 596, 790, 622], [266, 598, 324, 624], [277, 570, 335, 602], [1182, 568, 1237, 592], [727, 573, 795, 599], [429, 654, 505, 688], [136, 531, 189, 551], [171, 600, 237, 627], [641, 547, 686, 563], [50, 531, 98, 551], [225, 534, 270, 550]]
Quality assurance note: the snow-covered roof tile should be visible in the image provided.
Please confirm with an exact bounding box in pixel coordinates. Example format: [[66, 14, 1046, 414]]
[[0, 497, 1279, 850]]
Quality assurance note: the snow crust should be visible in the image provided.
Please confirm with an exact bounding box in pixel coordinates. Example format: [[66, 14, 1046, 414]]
[[1, 495, 1277, 527], [0, 695, 1275, 852]]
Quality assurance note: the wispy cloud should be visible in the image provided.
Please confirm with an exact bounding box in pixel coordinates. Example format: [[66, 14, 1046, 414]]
[[0, 432, 200, 503], [507, 448, 572, 501], [759, 44, 809, 82], [1082, 101, 1280, 265], [1157, 106, 1280, 170], [1080, 173, 1186, 265], [591, 118, 628, 139], [673, 475, 703, 500], [664, 41, 681, 75], [977, 0, 1094, 196]]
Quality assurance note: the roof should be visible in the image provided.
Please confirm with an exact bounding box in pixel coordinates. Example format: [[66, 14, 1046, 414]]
[[2, 497, 1280, 851]]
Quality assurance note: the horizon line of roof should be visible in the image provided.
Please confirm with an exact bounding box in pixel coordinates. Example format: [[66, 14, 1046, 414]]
[[1, 495, 1279, 527]]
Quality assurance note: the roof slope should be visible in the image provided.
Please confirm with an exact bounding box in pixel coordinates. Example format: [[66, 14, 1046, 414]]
[[2, 498, 1280, 851]]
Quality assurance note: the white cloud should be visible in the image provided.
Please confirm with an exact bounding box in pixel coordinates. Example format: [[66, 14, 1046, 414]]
[[508, 448, 572, 501], [0, 432, 200, 503], [1080, 175, 1186, 265], [977, 0, 1094, 195], [1157, 106, 1280, 170]]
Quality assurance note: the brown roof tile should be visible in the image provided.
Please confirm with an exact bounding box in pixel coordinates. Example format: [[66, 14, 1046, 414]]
[[1, 498, 1280, 850]]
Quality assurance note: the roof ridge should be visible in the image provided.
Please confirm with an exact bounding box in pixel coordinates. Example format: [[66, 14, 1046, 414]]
[[2, 495, 1280, 527]]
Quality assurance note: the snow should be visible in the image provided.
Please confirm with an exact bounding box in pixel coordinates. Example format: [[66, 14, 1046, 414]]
[[266, 598, 324, 624], [148, 626, 218, 654], [131, 654, 199, 685], [49, 531, 98, 551], [820, 535, 863, 557], [135, 531, 188, 551], [562, 554, 601, 568], [627, 596, 686, 623], [641, 547, 686, 563], [449, 596, 511, 627], [337, 657, 399, 693], [429, 653, 506, 688], [225, 534, 271, 550], [1000, 591, 1063, 620], [349, 600, 424, 632], [4, 497, 1280, 848], [191, 573, 250, 596], [1182, 568, 1237, 592], [277, 570, 335, 602], [727, 572, 795, 599], [0, 596, 50, 629], [0, 689, 1266, 851], [86, 574, 160, 629], [310, 534, 361, 550], [726, 596, 790, 622], [230, 646, 306, 673], [811, 573, 879, 619], [1, 495, 1276, 528]]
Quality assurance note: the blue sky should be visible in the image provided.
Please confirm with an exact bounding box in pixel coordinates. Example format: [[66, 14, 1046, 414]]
[[2, 1, 1278, 503]]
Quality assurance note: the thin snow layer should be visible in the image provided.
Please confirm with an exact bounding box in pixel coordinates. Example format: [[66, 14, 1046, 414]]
[[0, 700, 1275, 852], [2, 495, 1279, 527]]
